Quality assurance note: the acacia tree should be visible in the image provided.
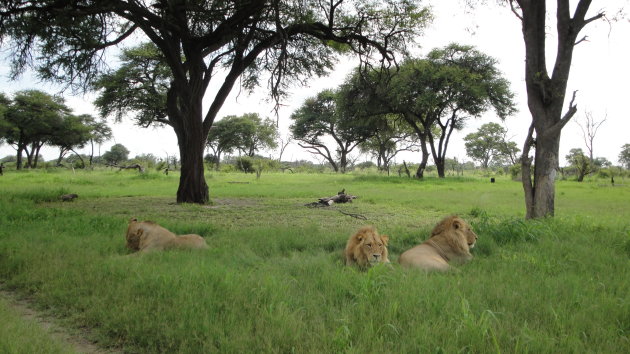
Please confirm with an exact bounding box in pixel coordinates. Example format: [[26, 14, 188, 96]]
[[565, 148, 591, 182], [422, 44, 516, 177], [340, 45, 515, 177], [1, 90, 70, 169], [206, 113, 278, 169], [464, 122, 520, 168], [508, 0, 605, 218], [86, 119, 113, 166], [50, 114, 94, 167], [0, 0, 429, 203], [290, 89, 374, 173], [102, 144, 130, 166]]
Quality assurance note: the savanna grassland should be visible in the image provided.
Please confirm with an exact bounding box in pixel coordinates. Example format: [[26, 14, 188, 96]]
[[0, 169, 629, 353]]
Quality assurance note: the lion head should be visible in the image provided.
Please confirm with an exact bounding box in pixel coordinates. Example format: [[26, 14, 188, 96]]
[[430, 215, 478, 255], [125, 217, 144, 251], [344, 226, 390, 267]]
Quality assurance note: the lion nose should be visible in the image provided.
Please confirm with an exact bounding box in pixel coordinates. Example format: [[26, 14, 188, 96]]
[[372, 254, 380, 260]]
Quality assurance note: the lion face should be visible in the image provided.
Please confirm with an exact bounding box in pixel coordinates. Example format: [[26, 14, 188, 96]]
[[126, 218, 143, 251], [360, 232, 388, 265], [456, 219, 478, 249], [345, 226, 390, 267]]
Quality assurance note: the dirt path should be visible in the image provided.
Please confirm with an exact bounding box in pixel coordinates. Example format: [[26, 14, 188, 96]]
[[0, 288, 121, 354]]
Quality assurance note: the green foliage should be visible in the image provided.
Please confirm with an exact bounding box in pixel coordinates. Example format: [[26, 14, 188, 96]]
[[0, 90, 71, 168], [208, 113, 278, 166], [565, 148, 591, 182], [93, 43, 169, 127], [101, 144, 129, 165]]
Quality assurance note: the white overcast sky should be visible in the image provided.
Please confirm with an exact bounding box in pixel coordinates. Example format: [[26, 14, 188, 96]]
[[1, 1, 628, 166]]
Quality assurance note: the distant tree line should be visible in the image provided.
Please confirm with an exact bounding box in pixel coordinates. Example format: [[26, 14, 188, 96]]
[[0, 90, 112, 169]]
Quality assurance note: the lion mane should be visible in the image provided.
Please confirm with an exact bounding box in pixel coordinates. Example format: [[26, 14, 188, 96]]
[[399, 215, 478, 271], [344, 226, 390, 267], [125, 218, 209, 253]]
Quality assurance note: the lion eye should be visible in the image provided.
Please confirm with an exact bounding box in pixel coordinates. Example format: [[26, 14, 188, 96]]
[[366, 243, 372, 248]]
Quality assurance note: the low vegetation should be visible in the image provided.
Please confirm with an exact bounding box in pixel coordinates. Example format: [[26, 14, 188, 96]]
[[0, 170, 629, 352]]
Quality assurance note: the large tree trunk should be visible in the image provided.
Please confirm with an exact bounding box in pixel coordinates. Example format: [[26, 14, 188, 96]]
[[16, 146, 23, 170], [169, 78, 210, 204], [517, 0, 600, 218], [177, 140, 209, 204]]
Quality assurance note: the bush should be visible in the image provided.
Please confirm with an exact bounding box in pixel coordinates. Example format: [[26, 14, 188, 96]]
[[234, 156, 255, 173], [509, 164, 520, 181]]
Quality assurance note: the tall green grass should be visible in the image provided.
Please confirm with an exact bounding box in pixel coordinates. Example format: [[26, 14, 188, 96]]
[[0, 170, 629, 352]]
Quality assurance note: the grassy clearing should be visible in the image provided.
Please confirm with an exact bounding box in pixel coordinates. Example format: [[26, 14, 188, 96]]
[[0, 169, 629, 352]]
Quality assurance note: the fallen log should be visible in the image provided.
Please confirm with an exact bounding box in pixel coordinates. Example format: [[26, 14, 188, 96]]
[[107, 163, 145, 173], [305, 189, 358, 207]]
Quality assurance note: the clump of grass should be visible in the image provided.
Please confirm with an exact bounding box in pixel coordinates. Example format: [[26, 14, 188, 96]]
[[471, 208, 546, 245]]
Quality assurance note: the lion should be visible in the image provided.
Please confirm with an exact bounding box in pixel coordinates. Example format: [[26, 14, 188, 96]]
[[399, 215, 478, 272], [344, 226, 390, 267], [125, 218, 209, 253]]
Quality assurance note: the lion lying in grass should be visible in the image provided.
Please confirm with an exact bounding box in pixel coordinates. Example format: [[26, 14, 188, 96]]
[[344, 226, 390, 267], [125, 218, 208, 253], [399, 215, 477, 272]]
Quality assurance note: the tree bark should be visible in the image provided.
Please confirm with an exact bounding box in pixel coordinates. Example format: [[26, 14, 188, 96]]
[[530, 129, 561, 218]]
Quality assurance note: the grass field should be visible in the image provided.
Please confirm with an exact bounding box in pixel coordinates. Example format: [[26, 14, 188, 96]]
[[0, 169, 629, 353]]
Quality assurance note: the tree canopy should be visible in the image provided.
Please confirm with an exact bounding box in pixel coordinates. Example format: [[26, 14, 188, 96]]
[[336, 44, 516, 177], [207, 113, 278, 169], [290, 89, 375, 173], [102, 144, 130, 166], [464, 122, 520, 169], [0, 0, 430, 203], [0, 90, 71, 169]]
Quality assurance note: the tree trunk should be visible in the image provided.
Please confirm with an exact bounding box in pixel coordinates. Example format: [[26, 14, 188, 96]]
[[169, 81, 210, 204], [415, 136, 430, 178], [177, 132, 209, 204], [435, 157, 445, 178], [528, 130, 561, 218], [16, 146, 23, 170]]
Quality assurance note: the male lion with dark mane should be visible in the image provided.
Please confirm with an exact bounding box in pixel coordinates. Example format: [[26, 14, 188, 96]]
[[399, 215, 477, 272], [125, 218, 208, 253], [344, 226, 390, 267]]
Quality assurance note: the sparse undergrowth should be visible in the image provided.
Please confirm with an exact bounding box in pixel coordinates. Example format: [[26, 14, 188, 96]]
[[0, 170, 629, 353]]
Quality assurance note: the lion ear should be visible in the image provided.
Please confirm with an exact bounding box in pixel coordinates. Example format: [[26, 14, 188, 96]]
[[452, 218, 462, 230], [380, 235, 389, 245], [355, 233, 364, 241], [129, 217, 138, 223]]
